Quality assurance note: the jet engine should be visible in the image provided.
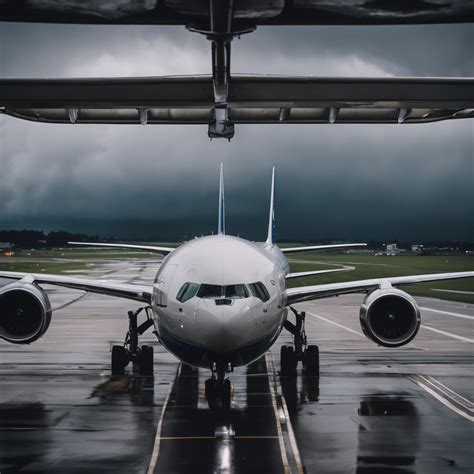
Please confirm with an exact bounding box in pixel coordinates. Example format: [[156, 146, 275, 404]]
[[359, 288, 420, 347], [0, 282, 52, 344]]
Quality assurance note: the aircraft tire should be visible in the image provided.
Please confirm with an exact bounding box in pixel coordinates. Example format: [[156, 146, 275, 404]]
[[139, 345, 154, 376], [111, 345, 127, 376], [222, 379, 232, 410], [280, 345, 289, 375], [287, 346, 298, 375], [304, 345, 319, 376]]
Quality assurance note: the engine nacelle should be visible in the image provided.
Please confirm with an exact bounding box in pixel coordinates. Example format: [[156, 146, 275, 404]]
[[360, 288, 421, 347], [0, 282, 52, 344]]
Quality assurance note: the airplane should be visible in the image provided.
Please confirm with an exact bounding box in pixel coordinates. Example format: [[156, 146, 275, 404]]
[[1, 1, 474, 139], [1, 165, 473, 407]]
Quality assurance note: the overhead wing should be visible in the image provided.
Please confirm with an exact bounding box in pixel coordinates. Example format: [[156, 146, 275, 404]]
[[0, 272, 152, 303], [1, 75, 473, 126], [282, 243, 367, 254], [0, 0, 472, 25], [68, 241, 175, 255], [286, 267, 353, 280], [286, 272, 474, 304]]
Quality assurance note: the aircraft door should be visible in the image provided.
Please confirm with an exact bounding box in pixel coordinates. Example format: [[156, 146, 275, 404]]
[[155, 264, 179, 309]]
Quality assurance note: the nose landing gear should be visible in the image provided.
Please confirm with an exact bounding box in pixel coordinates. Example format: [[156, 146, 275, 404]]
[[281, 307, 320, 376], [111, 307, 155, 376], [205, 362, 233, 410]]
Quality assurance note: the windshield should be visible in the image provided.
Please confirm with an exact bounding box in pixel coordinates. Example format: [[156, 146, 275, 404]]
[[197, 284, 222, 298], [176, 282, 200, 303], [196, 284, 249, 299], [248, 282, 270, 302]]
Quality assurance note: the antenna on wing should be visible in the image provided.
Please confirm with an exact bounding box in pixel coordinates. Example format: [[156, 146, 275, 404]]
[[218, 163, 225, 235], [266, 167, 276, 245]]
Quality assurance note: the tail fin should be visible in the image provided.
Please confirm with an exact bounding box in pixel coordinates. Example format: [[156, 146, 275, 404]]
[[218, 163, 225, 235], [266, 167, 276, 245]]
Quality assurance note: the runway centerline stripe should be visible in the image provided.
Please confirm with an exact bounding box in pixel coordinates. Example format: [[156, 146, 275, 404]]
[[307, 312, 365, 338], [421, 306, 474, 321], [146, 364, 179, 474], [421, 324, 474, 343]]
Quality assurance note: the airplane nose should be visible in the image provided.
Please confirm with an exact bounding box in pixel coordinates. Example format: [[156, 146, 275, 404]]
[[195, 300, 252, 353]]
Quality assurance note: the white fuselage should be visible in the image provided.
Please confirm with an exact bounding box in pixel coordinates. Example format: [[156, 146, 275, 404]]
[[151, 235, 290, 369]]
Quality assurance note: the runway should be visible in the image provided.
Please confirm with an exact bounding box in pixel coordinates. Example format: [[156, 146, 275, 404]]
[[0, 259, 473, 473]]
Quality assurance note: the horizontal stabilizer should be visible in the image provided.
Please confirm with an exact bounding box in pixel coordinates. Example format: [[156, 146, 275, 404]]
[[1, 75, 473, 126]]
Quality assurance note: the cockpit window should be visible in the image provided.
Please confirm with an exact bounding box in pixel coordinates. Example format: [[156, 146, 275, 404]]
[[225, 284, 249, 299], [248, 282, 270, 302], [196, 284, 250, 299], [176, 282, 200, 303], [197, 284, 222, 299]]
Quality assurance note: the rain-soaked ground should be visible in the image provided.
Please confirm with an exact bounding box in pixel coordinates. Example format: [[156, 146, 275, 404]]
[[0, 259, 473, 473]]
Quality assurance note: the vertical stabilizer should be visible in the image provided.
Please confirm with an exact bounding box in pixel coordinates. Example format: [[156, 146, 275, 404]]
[[266, 167, 276, 245], [218, 163, 225, 235]]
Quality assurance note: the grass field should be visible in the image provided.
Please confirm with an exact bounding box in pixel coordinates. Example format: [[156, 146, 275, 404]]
[[287, 254, 474, 304], [1, 248, 473, 304]]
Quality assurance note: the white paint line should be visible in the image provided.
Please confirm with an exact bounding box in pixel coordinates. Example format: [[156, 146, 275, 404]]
[[265, 354, 291, 474], [420, 376, 473, 411], [268, 353, 305, 474], [432, 289, 474, 296], [421, 324, 474, 343], [409, 376, 474, 423], [307, 311, 365, 338], [421, 306, 474, 321], [146, 364, 179, 474]]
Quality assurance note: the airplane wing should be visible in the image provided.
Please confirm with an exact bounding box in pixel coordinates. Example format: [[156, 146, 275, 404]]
[[68, 241, 175, 255], [282, 243, 367, 254], [286, 272, 474, 304], [1, 75, 473, 127], [286, 267, 353, 280], [0, 1, 472, 25], [0, 272, 152, 303]]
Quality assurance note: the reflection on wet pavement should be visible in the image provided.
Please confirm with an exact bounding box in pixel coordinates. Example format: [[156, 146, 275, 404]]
[[154, 357, 287, 474]]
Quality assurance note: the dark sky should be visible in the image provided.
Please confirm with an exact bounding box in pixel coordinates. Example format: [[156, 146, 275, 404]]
[[0, 22, 473, 241]]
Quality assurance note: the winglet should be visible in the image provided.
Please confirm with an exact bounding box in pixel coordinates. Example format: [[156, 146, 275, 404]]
[[266, 167, 276, 245], [218, 163, 225, 235]]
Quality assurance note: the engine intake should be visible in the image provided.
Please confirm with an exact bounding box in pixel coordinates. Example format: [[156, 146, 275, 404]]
[[0, 282, 52, 344], [360, 288, 420, 347]]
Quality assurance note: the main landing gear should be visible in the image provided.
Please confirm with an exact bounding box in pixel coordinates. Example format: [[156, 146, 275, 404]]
[[205, 362, 233, 410], [111, 307, 155, 376], [281, 307, 320, 376]]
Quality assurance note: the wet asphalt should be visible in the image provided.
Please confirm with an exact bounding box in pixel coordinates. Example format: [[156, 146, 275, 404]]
[[0, 259, 473, 473]]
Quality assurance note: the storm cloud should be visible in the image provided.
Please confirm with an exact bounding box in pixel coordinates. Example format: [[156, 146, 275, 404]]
[[0, 22, 473, 241]]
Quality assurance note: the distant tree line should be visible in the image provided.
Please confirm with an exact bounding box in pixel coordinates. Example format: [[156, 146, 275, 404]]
[[1, 229, 473, 252], [0, 230, 102, 247]]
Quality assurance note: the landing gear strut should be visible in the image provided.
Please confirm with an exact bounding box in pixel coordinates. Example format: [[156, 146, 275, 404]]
[[187, 0, 255, 140], [205, 362, 233, 410], [281, 307, 319, 376], [111, 307, 155, 376]]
